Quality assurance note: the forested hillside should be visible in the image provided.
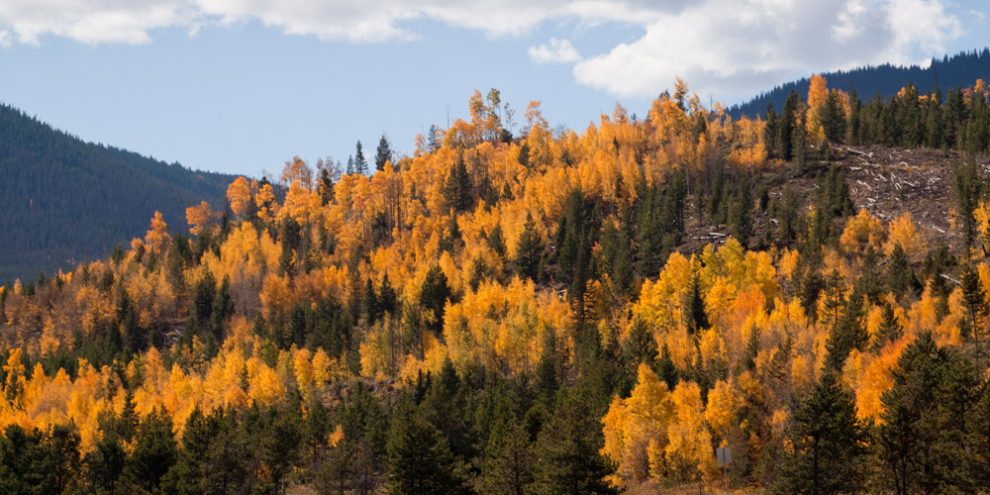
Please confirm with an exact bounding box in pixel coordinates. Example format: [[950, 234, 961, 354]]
[[2, 78, 990, 494], [0, 104, 235, 283], [731, 48, 990, 119]]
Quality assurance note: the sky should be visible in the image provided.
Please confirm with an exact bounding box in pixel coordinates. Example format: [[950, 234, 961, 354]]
[[1, 0, 988, 177]]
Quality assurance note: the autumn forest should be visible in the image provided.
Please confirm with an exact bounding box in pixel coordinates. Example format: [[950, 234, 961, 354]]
[[4, 75, 990, 495]]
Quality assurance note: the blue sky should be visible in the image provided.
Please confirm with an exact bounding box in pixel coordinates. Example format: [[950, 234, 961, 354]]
[[1, 0, 987, 177]]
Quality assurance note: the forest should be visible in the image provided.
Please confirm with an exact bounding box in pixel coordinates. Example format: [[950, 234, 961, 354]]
[[2, 77, 990, 494], [732, 47, 990, 120], [0, 104, 234, 284]]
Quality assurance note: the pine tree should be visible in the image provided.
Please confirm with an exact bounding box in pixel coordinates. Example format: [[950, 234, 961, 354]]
[[729, 174, 753, 245], [125, 408, 177, 493], [887, 243, 918, 301], [780, 91, 801, 161], [825, 290, 868, 372], [481, 396, 533, 495], [420, 266, 451, 336], [775, 372, 866, 495], [354, 141, 368, 175], [960, 265, 988, 340], [385, 399, 468, 495], [443, 155, 473, 212], [765, 104, 779, 158], [879, 332, 981, 495], [683, 273, 709, 334], [376, 134, 393, 172], [85, 431, 126, 494], [529, 390, 617, 495], [953, 160, 981, 249], [821, 90, 847, 144], [872, 302, 903, 351]]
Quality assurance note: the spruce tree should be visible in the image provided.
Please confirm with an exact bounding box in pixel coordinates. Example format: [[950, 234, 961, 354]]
[[125, 408, 177, 493], [443, 155, 473, 212], [879, 332, 981, 495], [354, 141, 368, 175], [683, 273, 709, 334], [376, 134, 393, 172], [529, 390, 617, 495], [774, 372, 866, 495], [385, 399, 468, 495], [960, 265, 988, 340]]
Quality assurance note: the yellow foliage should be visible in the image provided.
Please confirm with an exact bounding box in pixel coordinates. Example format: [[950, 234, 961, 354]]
[[885, 212, 923, 260], [840, 209, 884, 256], [185, 200, 217, 236], [226, 176, 253, 219]]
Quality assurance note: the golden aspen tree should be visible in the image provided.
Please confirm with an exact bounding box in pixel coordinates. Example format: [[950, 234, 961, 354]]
[[144, 211, 171, 253], [226, 176, 253, 219], [255, 181, 279, 223], [185, 200, 217, 236], [885, 212, 923, 260], [806, 74, 828, 143], [601, 364, 673, 486], [839, 209, 884, 256]]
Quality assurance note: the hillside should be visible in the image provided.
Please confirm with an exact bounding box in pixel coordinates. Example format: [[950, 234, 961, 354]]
[[730, 48, 990, 118], [0, 104, 236, 283], [2, 80, 990, 494]]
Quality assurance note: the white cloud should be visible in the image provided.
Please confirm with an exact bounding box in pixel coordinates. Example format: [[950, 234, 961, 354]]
[[573, 0, 964, 102], [529, 38, 581, 64], [0, 0, 676, 45], [0, 0, 972, 102]]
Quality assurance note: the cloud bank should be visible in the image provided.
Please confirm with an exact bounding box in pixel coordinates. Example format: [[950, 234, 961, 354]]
[[0, 0, 969, 101]]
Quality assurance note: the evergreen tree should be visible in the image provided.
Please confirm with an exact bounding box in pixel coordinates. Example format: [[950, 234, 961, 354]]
[[85, 431, 126, 494], [822, 90, 847, 144], [385, 399, 468, 495], [872, 302, 903, 351], [557, 189, 595, 310], [420, 266, 451, 336], [354, 141, 368, 175], [960, 265, 988, 340], [953, 160, 981, 249], [125, 407, 177, 493], [443, 155, 473, 212], [774, 372, 866, 495], [258, 407, 302, 495], [529, 390, 617, 495], [764, 104, 779, 158], [780, 91, 801, 161], [887, 243, 918, 301], [824, 289, 868, 372], [729, 174, 753, 245], [683, 273, 709, 334], [379, 274, 398, 316], [879, 332, 981, 495], [376, 134, 393, 172], [481, 398, 533, 495]]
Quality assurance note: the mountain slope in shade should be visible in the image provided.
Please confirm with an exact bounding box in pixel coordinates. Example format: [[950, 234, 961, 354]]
[[730, 48, 990, 118], [0, 103, 236, 283]]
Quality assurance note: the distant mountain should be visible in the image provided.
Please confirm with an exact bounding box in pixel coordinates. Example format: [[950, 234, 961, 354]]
[[730, 48, 990, 118], [0, 104, 236, 283]]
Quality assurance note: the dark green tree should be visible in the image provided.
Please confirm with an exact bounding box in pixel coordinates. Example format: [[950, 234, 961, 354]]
[[419, 266, 451, 336], [774, 372, 866, 495], [515, 213, 544, 281], [879, 332, 981, 495], [376, 134, 393, 172], [529, 389, 617, 495], [355, 141, 368, 175], [443, 154, 473, 213], [385, 399, 468, 495], [125, 407, 177, 493]]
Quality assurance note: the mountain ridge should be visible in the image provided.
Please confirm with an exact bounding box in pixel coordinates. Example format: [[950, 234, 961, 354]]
[[730, 47, 990, 118], [0, 103, 237, 283]]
